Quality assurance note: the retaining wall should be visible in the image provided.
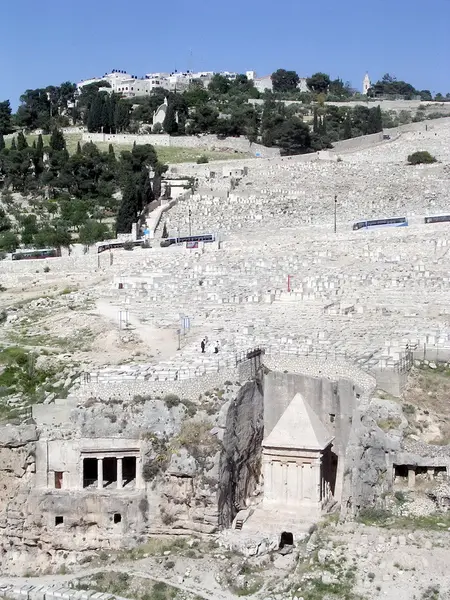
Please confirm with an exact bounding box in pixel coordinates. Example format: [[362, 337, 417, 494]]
[[81, 133, 280, 158]]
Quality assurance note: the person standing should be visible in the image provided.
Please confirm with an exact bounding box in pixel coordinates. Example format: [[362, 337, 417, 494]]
[[201, 339, 206, 353]]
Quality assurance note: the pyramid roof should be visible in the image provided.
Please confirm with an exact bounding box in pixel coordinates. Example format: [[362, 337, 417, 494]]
[[263, 393, 334, 451]]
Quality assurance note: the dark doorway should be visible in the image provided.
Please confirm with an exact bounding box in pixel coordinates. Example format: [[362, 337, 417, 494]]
[[114, 513, 122, 524], [83, 458, 98, 488], [55, 516, 64, 526], [103, 457, 117, 487], [123, 457, 137, 486], [394, 465, 408, 479], [279, 531, 294, 548]]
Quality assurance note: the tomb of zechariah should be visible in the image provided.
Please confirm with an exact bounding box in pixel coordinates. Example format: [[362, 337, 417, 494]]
[[0, 119, 450, 572]]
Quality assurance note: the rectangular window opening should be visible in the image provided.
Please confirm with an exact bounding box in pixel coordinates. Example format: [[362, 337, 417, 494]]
[[55, 516, 64, 526], [114, 513, 122, 524], [54, 471, 63, 489]]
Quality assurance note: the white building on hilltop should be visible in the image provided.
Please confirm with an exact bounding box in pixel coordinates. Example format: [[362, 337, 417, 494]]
[[362, 73, 371, 95], [77, 68, 310, 98]]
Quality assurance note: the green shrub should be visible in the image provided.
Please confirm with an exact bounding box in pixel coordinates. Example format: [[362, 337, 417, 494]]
[[357, 508, 391, 525], [394, 491, 407, 504], [196, 155, 209, 164], [407, 151, 437, 165], [164, 393, 180, 408]]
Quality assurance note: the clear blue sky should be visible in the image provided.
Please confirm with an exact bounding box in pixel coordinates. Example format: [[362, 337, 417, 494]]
[[2, 0, 449, 108]]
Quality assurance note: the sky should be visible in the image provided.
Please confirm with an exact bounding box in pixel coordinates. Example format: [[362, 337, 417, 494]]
[[2, 0, 449, 109]]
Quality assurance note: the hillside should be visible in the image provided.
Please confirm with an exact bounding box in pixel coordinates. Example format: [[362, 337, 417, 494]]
[[4, 131, 249, 164]]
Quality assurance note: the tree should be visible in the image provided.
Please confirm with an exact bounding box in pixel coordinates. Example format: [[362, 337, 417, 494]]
[[183, 85, 209, 107], [0, 231, 19, 252], [0, 207, 11, 232], [407, 151, 436, 165], [114, 101, 131, 132], [0, 134, 5, 151], [17, 131, 28, 151], [87, 94, 103, 132], [208, 74, 231, 95], [116, 179, 139, 233], [15, 88, 51, 131], [271, 117, 311, 155], [368, 75, 418, 100], [271, 69, 300, 93], [33, 225, 71, 249], [36, 134, 44, 154], [419, 90, 432, 102], [374, 106, 383, 132], [10, 138, 16, 151], [163, 102, 178, 135], [189, 104, 219, 134], [306, 73, 331, 94], [162, 222, 168, 238], [0, 100, 12, 135], [329, 78, 352, 99], [313, 107, 319, 133], [49, 128, 66, 152], [78, 220, 109, 246], [76, 141, 82, 155], [343, 112, 352, 139], [20, 214, 39, 246]]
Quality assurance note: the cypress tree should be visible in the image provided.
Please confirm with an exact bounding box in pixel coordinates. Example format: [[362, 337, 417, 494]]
[[76, 141, 82, 154], [140, 176, 154, 212], [116, 180, 138, 233], [163, 102, 178, 135], [319, 116, 327, 136], [313, 107, 319, 134], [32, 140, 36, 149], [375, 106, 383, 132], [17, 131, 28, 151], [0, 134, 5, 151], [343, 112, 352, 139], [36, 134, 44, 155], [108, 143, 115, 155], [162, 222, 168, 238], [49, 128, 66, 152], [10, 138, 16, 151], [101, 96, 111, 133], [87, 96, 103, 132]]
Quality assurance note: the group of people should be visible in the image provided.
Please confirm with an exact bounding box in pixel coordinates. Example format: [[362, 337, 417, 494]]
[[200, 337, 220, 354]]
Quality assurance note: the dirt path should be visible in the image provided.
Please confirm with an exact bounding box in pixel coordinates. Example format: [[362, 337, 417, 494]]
[[94, 300, 179, 361], [0, 557, 238, 600]]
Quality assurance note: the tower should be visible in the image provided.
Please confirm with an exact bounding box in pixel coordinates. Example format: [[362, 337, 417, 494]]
[[362, 73, 371, 95]]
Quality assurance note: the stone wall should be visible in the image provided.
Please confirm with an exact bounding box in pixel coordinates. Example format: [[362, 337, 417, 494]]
[[81, 132, 280, 158], [331, 132, 384, 153]]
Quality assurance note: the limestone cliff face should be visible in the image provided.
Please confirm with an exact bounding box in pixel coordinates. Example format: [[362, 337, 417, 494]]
[[341, 399, 404, 516], [218, 379, 264, 528], [0, 425, 38, 574]]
